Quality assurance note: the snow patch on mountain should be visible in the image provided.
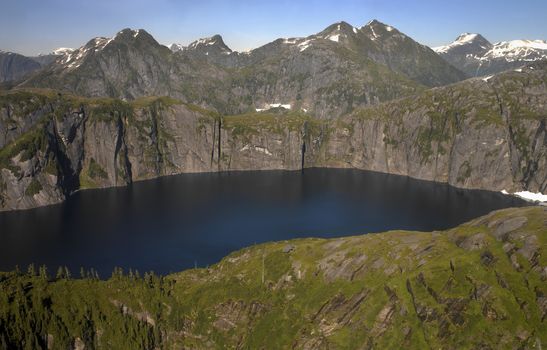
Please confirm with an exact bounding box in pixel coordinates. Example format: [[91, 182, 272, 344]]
[[189, 37, 220, 48], [283, 38, 298, 44], [255, 103, 292, 112], [501, 190, 547, 203], [327, 34, 340, 42], [52, 47, 75, 56], [60, 33, 125, 69], [482, 40, 547, 62], [297, 39, 312, 52], [369, 26, 378, 40], [170, 35, 232, 54]]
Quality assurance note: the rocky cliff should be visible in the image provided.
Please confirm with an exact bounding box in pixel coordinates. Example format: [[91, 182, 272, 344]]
[[319, 63, 547, 194], [1, 206, 546, 348], [0, 62, 546, 211]]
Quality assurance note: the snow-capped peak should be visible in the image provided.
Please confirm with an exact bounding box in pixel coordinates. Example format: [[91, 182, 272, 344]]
[[189, 35, 230, 50], [360, 19, 401, 41], [52, 47, 75, 56], [317, 21, 358, 43], [455, 33, 479, 43], [433, 33, 491, 54], [170, 35, 232, 54], [60, 36, 116, 69], [189, 37, 217, 48]]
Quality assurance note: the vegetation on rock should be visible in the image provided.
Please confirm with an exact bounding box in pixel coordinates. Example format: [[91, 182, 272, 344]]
[[0, 206, 545, 348]]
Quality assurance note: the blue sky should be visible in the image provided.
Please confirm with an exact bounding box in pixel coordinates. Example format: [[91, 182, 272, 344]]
[[1, 0, 546, 55]]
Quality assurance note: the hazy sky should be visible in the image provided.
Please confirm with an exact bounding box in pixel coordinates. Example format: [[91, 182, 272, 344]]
[[1, 0, 546, 56]]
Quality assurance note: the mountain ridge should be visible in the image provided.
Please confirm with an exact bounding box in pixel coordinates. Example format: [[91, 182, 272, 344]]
[[18, 21, 436, 118], [171, 19, 466, 87], [434, 32, 547, 76]]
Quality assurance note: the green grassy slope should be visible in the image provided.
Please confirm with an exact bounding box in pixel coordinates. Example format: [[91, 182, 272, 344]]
[[1, 206, 545, 349]]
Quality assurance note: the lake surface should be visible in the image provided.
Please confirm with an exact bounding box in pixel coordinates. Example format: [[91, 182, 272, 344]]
[[0, 168, 527, 277]]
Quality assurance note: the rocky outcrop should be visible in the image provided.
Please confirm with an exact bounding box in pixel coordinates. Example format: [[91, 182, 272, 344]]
[[1, 63, 546, 211]]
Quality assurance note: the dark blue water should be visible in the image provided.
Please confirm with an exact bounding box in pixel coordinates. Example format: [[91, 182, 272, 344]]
[[0, 168, 527, 276]]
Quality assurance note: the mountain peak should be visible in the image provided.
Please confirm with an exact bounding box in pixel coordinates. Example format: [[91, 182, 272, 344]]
[[454, 33, 491, 47], [361, 19, 399, 41], [317, 21, 359, 43], [455, 33, 478, 42], [433, 34, 547, 77], [365, 19, 382, 26], [112, 28, 156, 43], [52, 47, 74, 56], [189, 35, 228, 48], [57, 28, 161, 70], [363, 19, 395, 31], [171, 34, 233, 54], [433, 33, 491, 54]]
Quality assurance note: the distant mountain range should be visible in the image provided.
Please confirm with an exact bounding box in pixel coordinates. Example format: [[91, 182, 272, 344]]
[[0, 48, 75, 83], [2, 20, 466, 117], [0, 50, 41, 82], [433, 33, 547, 76], [169, 20, 465, 87], [2, 22, 545, 110]]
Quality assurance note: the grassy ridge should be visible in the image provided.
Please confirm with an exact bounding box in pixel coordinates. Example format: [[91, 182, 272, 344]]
[[0, 206, 545, 349]]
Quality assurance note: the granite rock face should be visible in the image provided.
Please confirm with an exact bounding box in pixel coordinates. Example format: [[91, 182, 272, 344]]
[[0, 63, 546, 211]]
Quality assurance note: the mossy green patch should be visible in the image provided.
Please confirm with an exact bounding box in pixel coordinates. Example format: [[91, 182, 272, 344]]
[[87, 158, 108, 180], [24, 178, 42, 196]]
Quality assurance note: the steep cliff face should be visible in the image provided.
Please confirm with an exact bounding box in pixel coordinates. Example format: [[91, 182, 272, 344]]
[[0, 94, 319, 210], [1, 206, 546, 348], [0, 63, 545, 211], [319, 64, 547, 193]]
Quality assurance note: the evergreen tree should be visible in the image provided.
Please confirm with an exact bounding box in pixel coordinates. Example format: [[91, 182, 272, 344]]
[[64, 266, 71, 280], [39, 265, 48, 280], [27, 263, 35, 276]]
